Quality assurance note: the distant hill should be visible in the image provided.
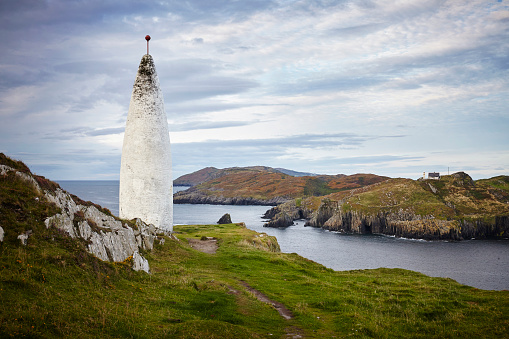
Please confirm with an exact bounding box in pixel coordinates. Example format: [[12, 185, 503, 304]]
[[174, 166, 319, 186], [173, 167, 389, 205], [173, 167, 220, 186], [274, 168, 318, 177]]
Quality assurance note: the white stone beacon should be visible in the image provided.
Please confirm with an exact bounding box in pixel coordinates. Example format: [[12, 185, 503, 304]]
[[119, 43, 173, 232]]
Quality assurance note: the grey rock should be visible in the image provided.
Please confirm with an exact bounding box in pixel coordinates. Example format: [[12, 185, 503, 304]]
[[452, 172, 475, 186], [263, 202, 303, 228], [44, 188, 160, 272], [17, 230, 32, 246], [428, 183, 438, 194], [132, 251, 150, 273], [1, 162, 162, 271], [263, 211, 294, 228], [218, 213, 232, 224]]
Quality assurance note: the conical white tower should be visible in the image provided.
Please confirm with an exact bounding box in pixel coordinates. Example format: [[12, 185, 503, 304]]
[[119, 53, 173, 231]]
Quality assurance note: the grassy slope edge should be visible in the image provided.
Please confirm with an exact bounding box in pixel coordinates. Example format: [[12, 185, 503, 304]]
[[1, 221, 508, 337], [1, 154, 508, 337]]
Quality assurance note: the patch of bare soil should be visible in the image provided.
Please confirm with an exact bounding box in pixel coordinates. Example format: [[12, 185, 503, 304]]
[[239, 281, 293, 320], [189, 240, 307, 337], [238, 281, 306, 337], [187, 237, 218, 254]]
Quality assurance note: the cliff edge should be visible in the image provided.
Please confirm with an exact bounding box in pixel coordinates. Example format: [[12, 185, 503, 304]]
[[263, 175, 509, 240], [0, 153, 166, 272]]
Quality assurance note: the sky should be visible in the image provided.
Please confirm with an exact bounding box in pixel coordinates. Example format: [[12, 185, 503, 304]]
[[1, 0, 508, 181]]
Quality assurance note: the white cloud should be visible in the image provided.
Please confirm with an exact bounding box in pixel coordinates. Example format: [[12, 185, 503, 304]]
[[0, 0, 507, 180]]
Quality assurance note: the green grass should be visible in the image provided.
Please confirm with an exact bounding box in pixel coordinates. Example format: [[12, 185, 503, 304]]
[[1, 158, 508, 337], [1, 221, 508, 338], [303, 177, 338, 197]]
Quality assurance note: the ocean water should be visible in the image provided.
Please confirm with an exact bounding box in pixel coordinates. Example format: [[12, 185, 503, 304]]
[[58, 180, 509, 290]]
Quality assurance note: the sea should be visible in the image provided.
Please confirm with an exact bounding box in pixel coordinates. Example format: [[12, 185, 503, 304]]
[[58, 180, 509, 291]]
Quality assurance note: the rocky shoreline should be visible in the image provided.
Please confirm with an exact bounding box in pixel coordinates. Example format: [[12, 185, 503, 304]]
[[262, 200, 509, 241], [173, 188, 290, 206]]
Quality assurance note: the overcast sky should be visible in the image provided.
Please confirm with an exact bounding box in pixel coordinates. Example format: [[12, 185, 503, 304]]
[[1, 0, 508, 180]]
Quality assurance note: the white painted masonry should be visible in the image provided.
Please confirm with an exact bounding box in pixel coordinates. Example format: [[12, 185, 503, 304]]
[[119, 54, 173, 231]]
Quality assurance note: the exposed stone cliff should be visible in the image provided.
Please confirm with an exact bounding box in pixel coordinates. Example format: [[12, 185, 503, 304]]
[[264, 174, 509, 240], [1, 155, 166, 272]]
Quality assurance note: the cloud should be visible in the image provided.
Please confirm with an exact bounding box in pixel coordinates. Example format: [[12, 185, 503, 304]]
[[0, 0, 507, 181], [164, 76, 259, 103], [171, 120, 260, 132], [44, 127, 124, 140], [173, 133, 405, 159]]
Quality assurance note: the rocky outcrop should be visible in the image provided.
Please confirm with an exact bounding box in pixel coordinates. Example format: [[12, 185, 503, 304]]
[[458, 216, 509, 239], [218, 213, 232, 224], [44, 187, 162, 272], [263, 201, 308, 228], [1, 164, 41, 192], [316, 209, 462, 240], [174, 189, 291, 206], [452, 171, 475, 187], [263, 197, 509, 240], [1, 162, 164, 273], [264, 211, 294, 228]]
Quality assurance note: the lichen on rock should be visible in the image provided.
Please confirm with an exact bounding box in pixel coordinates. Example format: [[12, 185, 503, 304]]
[[1, 156, 159, 273], [44, 187, 160, 272]]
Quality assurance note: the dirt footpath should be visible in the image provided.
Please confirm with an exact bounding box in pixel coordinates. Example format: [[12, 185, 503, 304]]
[[187, 237, 218, 254]]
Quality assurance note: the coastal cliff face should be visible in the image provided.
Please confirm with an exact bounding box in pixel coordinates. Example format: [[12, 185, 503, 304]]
[[1, 154, 165, 272], [264, 174, 509, 240]]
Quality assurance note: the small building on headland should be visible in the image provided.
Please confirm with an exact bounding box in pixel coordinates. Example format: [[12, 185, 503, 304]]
[[428, 172, 440, 180]]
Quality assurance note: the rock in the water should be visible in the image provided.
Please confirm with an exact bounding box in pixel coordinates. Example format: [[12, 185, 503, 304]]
[[263, 202, 303, 228], [0, 226, 4, 242], [218, 213, 232, 224], [263, 211, 294, 228]]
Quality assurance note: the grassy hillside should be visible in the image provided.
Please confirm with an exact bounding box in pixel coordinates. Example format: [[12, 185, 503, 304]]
[[175, 169, 388, 203], [321, 173, 509, 221], [173, 166, 321, 187], [173, 166, 281, 187], [2, 221, 508, 338], [1, 155, 508, 337], [261, 172, 509, 239], [173, 166, 220, 186]]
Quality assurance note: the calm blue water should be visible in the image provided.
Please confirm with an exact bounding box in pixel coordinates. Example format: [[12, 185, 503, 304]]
[[58, 180, 509, 290]]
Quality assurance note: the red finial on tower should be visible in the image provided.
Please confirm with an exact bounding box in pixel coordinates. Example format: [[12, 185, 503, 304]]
[[145, 35, 151, 54]]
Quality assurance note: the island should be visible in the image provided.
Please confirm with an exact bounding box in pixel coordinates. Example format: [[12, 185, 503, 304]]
[[174, 166, 509, 240]]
